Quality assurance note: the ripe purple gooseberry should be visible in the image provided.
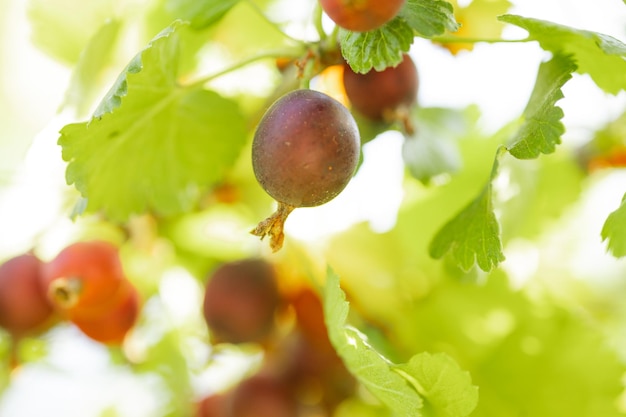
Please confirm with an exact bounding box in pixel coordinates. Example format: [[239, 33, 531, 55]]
[[251, 89, 360, 251]]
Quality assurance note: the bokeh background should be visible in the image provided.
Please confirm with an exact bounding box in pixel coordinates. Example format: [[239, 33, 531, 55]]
[[1, 0, 626, 416]]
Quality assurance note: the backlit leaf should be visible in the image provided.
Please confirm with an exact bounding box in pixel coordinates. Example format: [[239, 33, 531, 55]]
[[395, 352, 478, 417], [499, 15, 626, 94], [340, 19, 414, 73], [402, 106, 479, 184], [59, 21, 247, 221], [507, 54, 576, 159], [27, 0, 114, 64], [324, 268, 424, 416], [164, 0, 241, 29], [429, 146, 507, 272], [399, 0, 459, 37], [62, 19, 122, 117], [601, 192, 626, 257]]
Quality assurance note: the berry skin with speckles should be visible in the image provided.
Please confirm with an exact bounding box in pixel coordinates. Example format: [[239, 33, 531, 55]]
[[251, 89, 360, 251]]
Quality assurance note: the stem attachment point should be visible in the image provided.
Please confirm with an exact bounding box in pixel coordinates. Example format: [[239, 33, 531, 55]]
[[251, 202, 295, 252]]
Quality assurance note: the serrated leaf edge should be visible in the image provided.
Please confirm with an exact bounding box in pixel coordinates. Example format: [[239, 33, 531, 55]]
[[601, 192, 626, 258], [92, 20, 187, 119], [324, 268, 425, 416], [392, 352, 479, 417], [507, 54, 577, 159], [429, 146, 507, 272]]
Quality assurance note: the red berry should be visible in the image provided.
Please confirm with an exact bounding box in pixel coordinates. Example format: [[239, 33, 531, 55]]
[[227, 375, 297, 417], [41, 240, 125, 318], [320, 0, 406, 32], [343, 54, 418, 122], [203, 259, 280, 344], [252, 90, 360, 208], [71, 281, 139, 345], [251, 89, 360, 251], [0, 253, 54, 337], [195, 393, 228, 417], [290, 288, 332, 348]]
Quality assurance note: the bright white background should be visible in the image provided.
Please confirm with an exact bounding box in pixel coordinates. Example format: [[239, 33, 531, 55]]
[[0, 0, 625, 416]]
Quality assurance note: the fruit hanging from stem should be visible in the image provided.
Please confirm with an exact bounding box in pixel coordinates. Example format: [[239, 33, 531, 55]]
[[251, 89, 360, 251], [41, 240, 126, 318], [343, 53, 419, 132]]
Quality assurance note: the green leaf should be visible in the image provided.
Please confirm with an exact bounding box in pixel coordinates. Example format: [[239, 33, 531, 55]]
[[499, 14, 626, 94], [59, 21, 247, 221], [402, 273, 626, 417], [497, 153, 584, 242], [403, 134, 461, 184], [164, 0, 241, 29], [429, 146, 507, 272], [507, 54, 577, 159], [395, 352, 478, 417], [340, 19, 414, 73], [93, 23, 181, 118], [402, 106, 479, 184], [601, 193, 626, 257], [335, 398, 394, 417], [399, 0, 459, 37], [62, 19, 122, 117], [323, 268, 424, 416], [27, 0, 114, 64]]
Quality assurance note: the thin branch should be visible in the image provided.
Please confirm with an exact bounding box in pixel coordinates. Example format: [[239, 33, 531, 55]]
[[431, 35, 530, 44], [182, 47, 306, 90], [313, 2, 327, 40]]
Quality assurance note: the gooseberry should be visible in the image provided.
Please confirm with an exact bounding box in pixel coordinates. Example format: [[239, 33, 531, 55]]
[[343, 54, 418, 125], [251, 89, 360, 251], [0, 253, 54, 337], [203, 259, 280, 344], [319, 0, 406, 32]]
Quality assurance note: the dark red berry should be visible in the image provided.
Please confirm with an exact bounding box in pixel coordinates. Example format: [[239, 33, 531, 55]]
[[0, 253, 54, 337], [202, 259, 280, 344], [252, 89, 360, 208], [283, 289, 355, 410], [251, 89, 360, 251], [227, 374, 296, 417], [343, 54, 418, 123]]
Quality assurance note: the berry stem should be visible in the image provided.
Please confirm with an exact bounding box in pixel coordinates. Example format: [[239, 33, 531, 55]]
[[299, 58, 316, 89], [327, 25, 340, 48], [183, 47, 306, 91], [313, 2, 327, 41], [250, 202, 295, 252]]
